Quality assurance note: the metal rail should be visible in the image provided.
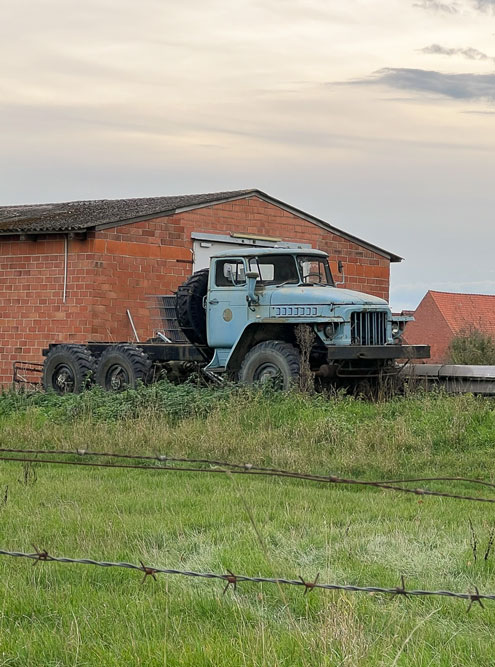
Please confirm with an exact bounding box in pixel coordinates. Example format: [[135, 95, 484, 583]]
[[402, 364, 495, 395]]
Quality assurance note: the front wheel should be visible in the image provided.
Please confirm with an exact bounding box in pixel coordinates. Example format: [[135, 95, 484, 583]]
[[238, 341, 300, 390]]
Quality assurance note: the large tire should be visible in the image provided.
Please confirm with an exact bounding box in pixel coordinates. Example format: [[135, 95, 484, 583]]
[[42, 344, 96, 394], [238, 341, 300, 390], [95, 344, 152, 391], [175, 269, 209, 346]]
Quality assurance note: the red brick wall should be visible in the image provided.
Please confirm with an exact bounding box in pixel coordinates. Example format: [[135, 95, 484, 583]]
[[0, 237, 91, 385], [175, 197, 390, 301], [403, 292, 453, 363], [0, 195, 391, 385], [0, 235, 192, 385]]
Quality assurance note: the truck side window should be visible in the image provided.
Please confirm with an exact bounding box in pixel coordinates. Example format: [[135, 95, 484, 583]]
[[215, 259, 246, 287]]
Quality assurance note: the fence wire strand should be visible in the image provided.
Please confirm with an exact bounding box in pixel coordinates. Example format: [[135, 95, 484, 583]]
[[0, 448, 495, 504], [0, 548, 492, 610], [1, 447, 495, 491]]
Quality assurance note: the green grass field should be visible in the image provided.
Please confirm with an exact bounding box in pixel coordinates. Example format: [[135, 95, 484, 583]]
[[0, 384, 494, 665]]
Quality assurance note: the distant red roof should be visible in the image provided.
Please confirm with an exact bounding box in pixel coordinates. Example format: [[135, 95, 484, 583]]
[[429, 291, 495, 336]]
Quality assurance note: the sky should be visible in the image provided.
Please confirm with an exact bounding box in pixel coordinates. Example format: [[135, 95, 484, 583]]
[[1, 0, 494, 310]]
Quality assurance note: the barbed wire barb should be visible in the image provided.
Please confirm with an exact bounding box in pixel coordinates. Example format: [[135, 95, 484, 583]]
[[299, 573, 320, 595], [395, 575, 408, 598], [32, 545, 51, 565], [467, 586, 484, 613], [223, 570, 238, 594], [139, 560, 158, 584]]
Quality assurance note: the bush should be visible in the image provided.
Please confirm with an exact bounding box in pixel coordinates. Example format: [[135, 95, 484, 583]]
[[448, 328, 495, 365]]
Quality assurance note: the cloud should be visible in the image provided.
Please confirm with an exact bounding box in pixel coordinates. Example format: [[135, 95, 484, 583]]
[[416, 0, 495, 13], [413, 0, 458, 13], [349, 68, 495, 101], [420, 44, 494, 61], [472, 0, 495, 12], [462, 109, 495, 114]]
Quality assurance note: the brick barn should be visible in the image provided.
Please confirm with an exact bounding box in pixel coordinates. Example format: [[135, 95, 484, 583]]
[[0, 188, 401, 386], [404, 290, 495, 363]]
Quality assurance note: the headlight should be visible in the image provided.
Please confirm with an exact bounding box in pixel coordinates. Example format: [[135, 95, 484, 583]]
[[324, 323, 337, 339], [391, 323, 401, 337]]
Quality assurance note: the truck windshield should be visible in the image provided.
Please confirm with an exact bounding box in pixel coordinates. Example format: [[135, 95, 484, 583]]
[[248, 255, 299, 286], [297, 256, 334, 286]]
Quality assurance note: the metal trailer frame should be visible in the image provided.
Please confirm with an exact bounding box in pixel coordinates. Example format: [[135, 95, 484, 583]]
[[76, 342, 209, 363]]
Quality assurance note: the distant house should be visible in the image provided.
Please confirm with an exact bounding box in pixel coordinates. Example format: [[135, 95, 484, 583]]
[[404, 291, 495, 363]]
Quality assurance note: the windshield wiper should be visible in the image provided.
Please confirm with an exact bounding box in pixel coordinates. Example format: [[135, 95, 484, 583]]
[[275, 280, 299, 288], [302, 282, 332, 287]]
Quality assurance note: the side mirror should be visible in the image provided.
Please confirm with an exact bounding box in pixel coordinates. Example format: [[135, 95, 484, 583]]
[[245, 271, 259, 306], [336, 260, 345, 286]]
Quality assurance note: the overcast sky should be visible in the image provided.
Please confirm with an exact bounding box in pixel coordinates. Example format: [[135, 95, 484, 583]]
[[1, 0, 494, 309]]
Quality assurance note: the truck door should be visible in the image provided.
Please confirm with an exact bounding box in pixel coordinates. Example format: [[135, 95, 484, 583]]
[[207, 258, 248, 349]]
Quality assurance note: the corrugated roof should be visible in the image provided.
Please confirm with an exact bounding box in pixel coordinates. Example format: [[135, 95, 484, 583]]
[[0, 188, 402, 261], [0, 190, 255, 234], [429, 291, 495, 336]]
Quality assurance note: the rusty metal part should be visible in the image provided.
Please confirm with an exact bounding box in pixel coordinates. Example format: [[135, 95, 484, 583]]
[[467, 586, 484, 612], [139, 560, 158, 584], [223, 570, 238, 594], [12, 361, 43, 386], [299, 573, 320, 595]]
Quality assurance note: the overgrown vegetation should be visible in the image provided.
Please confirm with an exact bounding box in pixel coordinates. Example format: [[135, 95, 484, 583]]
[[448, 328, 495, 365], [0, 383, 494, 664], [0, 380, 235, 424]]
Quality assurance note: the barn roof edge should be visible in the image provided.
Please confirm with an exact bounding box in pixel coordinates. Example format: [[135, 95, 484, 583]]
[[0, 189, 402, 262]]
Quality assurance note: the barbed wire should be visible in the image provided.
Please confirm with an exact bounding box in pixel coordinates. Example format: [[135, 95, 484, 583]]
[[0, 547, 491, 611], [1, 447, 494, 491], [1, 451, 495, 504]]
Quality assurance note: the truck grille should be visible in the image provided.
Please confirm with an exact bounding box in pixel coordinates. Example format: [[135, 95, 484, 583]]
[[351, 311, 387, 346]]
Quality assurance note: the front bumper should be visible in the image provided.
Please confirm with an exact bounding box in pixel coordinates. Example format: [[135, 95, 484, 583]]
[[326, 345, 430, 361]]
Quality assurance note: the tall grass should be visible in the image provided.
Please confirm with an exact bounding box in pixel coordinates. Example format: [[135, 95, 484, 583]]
[[1, 382, 493, 478], [0, 384, 494, 664]]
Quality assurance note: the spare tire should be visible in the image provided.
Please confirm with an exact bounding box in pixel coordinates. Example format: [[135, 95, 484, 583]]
[[175, 268, 209, 346]]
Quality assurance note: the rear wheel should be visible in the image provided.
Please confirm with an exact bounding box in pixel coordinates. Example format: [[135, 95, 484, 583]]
[[238, 341, 300, 390], [42, 344, 95, 394], [95, 344, 152, 391]]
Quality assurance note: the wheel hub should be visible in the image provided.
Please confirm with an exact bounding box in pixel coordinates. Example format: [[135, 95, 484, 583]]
[[54, 365, 75, 393], [255, 363, 282, 386], [107, 365, 130, 391]]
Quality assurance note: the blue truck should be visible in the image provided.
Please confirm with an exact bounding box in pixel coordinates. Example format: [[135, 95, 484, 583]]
[[41, 247, 429, 392]]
